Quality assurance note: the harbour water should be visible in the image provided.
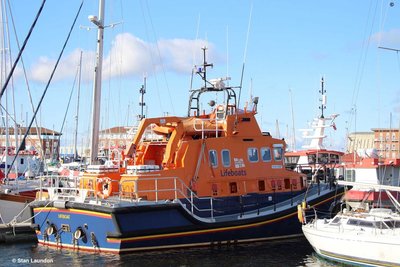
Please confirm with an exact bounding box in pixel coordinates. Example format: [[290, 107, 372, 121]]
[[0, 238, 339, 267]]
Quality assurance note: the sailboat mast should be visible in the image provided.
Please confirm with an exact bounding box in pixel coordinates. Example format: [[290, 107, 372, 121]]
[[73, 51, 82, 161], [89, 0, 105, 164]]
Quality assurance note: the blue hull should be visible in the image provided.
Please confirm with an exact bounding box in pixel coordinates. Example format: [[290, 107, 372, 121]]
[[31, 187, 344, 253]]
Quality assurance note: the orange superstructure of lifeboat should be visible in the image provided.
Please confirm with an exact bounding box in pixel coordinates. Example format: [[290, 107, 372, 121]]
[[117, 93, 306, 202]]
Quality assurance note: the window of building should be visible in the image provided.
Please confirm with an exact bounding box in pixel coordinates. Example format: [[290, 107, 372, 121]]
[[261, 147, 271, 162], [248, 148, 259, 162], [221, 149, 231, 167], [209, 150, 218, 168]]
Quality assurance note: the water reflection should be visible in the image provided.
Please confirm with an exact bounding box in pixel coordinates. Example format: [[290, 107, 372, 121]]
[[1, 238, 342, 267]]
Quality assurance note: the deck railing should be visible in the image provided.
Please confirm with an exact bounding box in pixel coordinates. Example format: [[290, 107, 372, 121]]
[[119, 176, 215, 221], [192, 118, 223, 139], [35, 173, 337, 222]]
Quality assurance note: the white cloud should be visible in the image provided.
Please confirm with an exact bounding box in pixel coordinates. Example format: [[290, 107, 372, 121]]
[[29, 33, 213, 83], [370, 28, 400, 47]]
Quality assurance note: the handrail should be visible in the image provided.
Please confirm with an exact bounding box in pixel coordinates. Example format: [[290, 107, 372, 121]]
[[119, 176, 215, 219], [192, 118, 223, 139]]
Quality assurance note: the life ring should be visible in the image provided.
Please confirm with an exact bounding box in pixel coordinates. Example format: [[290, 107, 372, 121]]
[[96, 177, 113, 199]]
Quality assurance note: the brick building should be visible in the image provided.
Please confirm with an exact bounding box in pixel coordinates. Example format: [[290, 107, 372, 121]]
[[0, 126, 61, 159]]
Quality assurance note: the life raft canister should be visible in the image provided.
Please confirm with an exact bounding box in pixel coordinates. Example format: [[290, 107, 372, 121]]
[[96, 177, 113, 199]]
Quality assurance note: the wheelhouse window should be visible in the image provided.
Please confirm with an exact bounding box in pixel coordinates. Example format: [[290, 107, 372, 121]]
[[261, 147, 271, 162], [329, 154, 340, 164], [317, 153, 329, 164], [221, 149, 231, 167], [273, 147, 283, 161], [209, 150, 218, 168], [248, 148, 259, 162]]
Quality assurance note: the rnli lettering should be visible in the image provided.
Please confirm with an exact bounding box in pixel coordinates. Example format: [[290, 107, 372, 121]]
[[58, 214, 70, 219], [220, 169, 247, 177]]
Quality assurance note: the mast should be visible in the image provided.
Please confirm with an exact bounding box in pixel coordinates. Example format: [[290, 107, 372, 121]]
[[319, 77, 326, 119], [139, 76, 146, 120], [89, 0, 105, 164], [73, 51, 82, 161], [0, 0, 9, 177]]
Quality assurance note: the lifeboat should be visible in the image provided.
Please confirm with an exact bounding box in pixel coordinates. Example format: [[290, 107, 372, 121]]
[[31, 48, 345, 254]]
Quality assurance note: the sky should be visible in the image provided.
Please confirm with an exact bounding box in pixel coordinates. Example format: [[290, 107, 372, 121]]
[[1, 0, 400, 152]]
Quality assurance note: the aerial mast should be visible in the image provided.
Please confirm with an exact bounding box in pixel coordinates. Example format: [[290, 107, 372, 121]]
[[319, 77, 326, 119], [139, 76, 146, 120]]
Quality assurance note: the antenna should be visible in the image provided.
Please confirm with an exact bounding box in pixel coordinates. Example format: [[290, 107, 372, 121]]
[[319, 77, 326, 118], [238, 3, 253, 109], [139, 76, 146, 120]]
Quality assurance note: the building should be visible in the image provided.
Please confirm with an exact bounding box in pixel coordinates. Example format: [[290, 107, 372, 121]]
[[347, 129, 400, 159], [98, 126, 136, 158], [346, 132, 375, 153], [0, 126, 61, 160], [372, 128, 400, 159]]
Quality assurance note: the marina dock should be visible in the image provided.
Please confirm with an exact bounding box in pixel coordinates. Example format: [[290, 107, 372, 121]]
[[0, 223, 37, 243]]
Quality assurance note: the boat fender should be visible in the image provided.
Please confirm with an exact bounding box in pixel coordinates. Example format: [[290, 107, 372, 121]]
[[297, 204, 305, 224], [96, 177, 113, 199], [46, 224, 56, 236], [74, 227, 85, 240]]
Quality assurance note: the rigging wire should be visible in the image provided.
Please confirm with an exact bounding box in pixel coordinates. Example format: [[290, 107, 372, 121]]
[[0, 0, 46, 101], [346, 0, 378, 147], [143, 0, 175, 115], [6, 0, 84, 176], [59, 63, 80, 135], [5, 0, 45, 158]]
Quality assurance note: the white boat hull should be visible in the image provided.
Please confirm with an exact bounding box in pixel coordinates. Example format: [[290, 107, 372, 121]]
[[303, 221, 400, 266]]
